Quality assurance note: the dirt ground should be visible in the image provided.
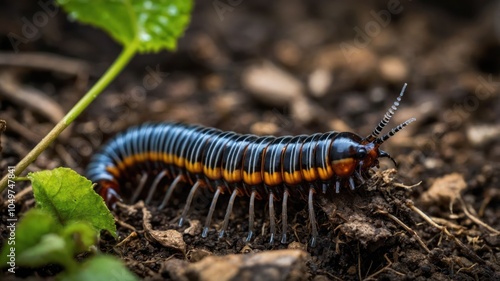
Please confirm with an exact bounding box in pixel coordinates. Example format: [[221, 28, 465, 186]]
[[1, 0, 500, 280]]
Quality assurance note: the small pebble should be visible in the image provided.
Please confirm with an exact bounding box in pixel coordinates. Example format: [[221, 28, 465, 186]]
[[250, 121, 279, 135], [484, 235, 500, 247], [313, 275, 331, 281], [328, 118, 353, 132], [287, 241, 306, 251], [242, 61, 304, 107], [308, 68, 331, 97], [291, 96, 317, 124], [274, 40, 302, 67], [423, 158, 443, 169], [466, 124, 500, 146], [379, 56, 408, 83], [187, 249, 213, 263], [202, 74, 224, 91], [369, 87, 387, 103], [164, 249, 309, 281], [211, 92, 242, 115]]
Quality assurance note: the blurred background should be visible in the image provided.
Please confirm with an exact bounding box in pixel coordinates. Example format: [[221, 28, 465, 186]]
[[0, 0, 499, 279], [1, 0, 499, 179]]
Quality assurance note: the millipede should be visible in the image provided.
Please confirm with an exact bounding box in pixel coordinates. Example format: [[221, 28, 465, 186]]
[[86, 84, 415, 247]]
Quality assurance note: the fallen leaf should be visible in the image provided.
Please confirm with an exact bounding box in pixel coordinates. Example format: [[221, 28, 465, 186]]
[[421, 173, 467, 211]]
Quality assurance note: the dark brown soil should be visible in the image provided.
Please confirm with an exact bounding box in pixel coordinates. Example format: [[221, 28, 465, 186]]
[[1, 1, 499, 280]]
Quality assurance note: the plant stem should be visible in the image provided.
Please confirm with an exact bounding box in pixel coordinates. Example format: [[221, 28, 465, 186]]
[[0, 40, 139, 193]]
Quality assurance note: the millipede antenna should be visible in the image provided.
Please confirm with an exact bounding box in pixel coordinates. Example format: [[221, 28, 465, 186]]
[[365, 83, 408, 143], [375, 117, 416, 145]]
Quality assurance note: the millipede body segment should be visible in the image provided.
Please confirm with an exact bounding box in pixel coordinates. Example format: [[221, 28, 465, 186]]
[[86, 84, 416, 247]]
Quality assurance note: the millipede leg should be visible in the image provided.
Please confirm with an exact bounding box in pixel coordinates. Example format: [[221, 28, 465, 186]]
[[349, 177, 356, 190], [131, 172, 148, 203], [101, 185, 123, 208], [145, 170, 167, 205], [158, 175, 182, 210], [308, 186, 318, 247], [178, 181, 200, 227], [202, 186, 222, 238], [322, 183, 328, 194], [269, 191, 276, 244], [355, 171, 365, 184], [335, 181, 341, 193], [246, 189, 256, 242], [281, 189, 289, 244], [219, 188, 238, 238]]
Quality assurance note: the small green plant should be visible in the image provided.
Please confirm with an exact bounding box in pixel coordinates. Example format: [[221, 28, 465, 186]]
[[0, 0, 193, 278], [29, 168, 117, 236], [0, 0, 193, 191], [1, 168, 135, 280]]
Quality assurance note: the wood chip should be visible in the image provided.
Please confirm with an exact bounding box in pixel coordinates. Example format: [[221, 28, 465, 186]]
[[163, 249, 309, 281], [142, 207, 186, 253], [186, 248, 213, 262]]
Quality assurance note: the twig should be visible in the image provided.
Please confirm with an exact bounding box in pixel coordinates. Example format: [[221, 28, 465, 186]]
[[115, 218, 138, 232], [316, 270, 343, 281], [458, 195, 500, 235], [478, 189, 500, 217], [55, 144, 78, 167], [0, 52, 89, 77], [2, 186, 32, 208], [478, 192, 492, 217], [363, 254, 405, 281], [377, 209, 430, 253], [0, 119, 5, 153], [430, 217, 465, 231], [357, 243, 362, 281], [392, 181, 422, 189], [406, 201, 499, 270], [0, 71, 65, 124], [1, 117, 42, 141], [456, 263, 478, 274], [115, 231, 138, 248]]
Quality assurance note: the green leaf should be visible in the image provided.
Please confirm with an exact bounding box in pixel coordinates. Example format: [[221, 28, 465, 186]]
[[59, 255, 139, 281], [0, 209, 60, 265], [60, 221, 98, 254], [17, 234, 76, 270], [0, 209, 96, 270], [29, 167, 117, 238], [56, 0, 193, 52]]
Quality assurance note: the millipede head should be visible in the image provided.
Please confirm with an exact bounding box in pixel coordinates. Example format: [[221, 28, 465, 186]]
[[330, 84, 415, 176], [360, 83, 416, 168]]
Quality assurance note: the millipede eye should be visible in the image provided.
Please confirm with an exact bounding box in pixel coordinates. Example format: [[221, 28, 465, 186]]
[[357, 148, 367, 159]]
